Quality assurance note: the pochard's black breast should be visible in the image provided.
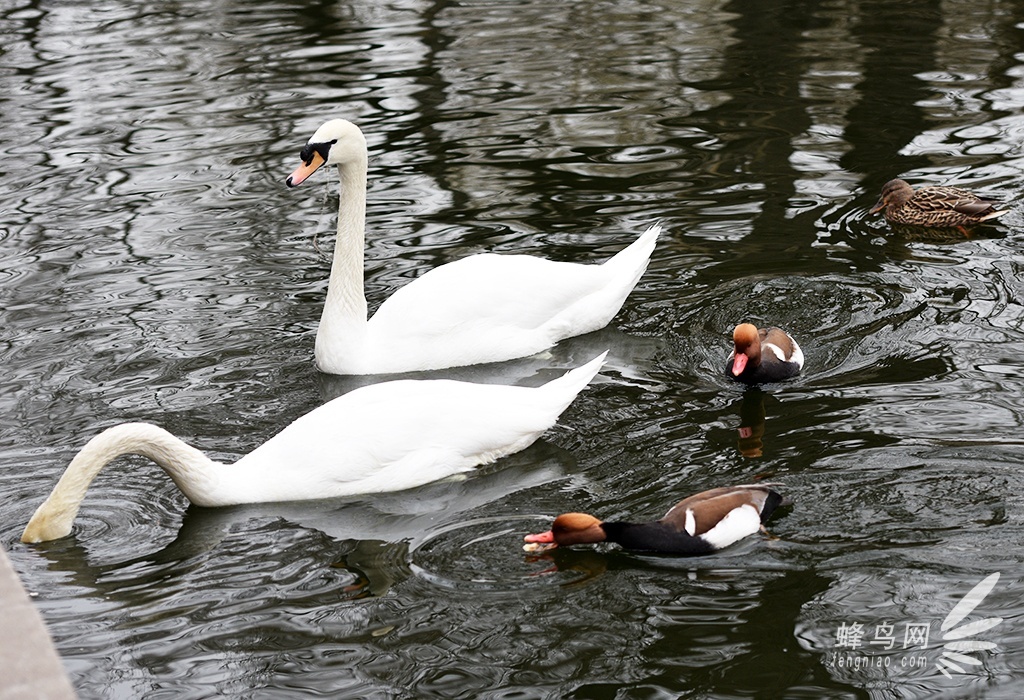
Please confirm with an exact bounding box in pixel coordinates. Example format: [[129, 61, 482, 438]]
[[727, 356, 800, 384], [601, 521, 715, 555], [738, 357, 801, 384]]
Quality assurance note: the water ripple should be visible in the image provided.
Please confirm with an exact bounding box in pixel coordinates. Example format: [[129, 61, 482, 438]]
[[5, 0, 1024, 697]]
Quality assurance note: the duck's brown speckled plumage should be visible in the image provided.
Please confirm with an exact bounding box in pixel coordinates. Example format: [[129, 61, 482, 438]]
[[870, 178, 1008, 229]]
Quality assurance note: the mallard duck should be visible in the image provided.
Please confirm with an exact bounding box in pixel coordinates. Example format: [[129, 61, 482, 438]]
[[870, 178, 1008, 230], [523, 484, 785, 555], [725, 323, 803, 384], [285, 118, 659, 375]]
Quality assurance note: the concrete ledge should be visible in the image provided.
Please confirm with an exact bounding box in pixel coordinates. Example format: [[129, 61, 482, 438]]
[[0, 545, 76, 700]]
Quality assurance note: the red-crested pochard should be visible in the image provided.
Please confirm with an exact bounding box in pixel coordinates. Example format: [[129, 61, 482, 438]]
[[523, 484, 785, 555], [726, 323, 803, 384]]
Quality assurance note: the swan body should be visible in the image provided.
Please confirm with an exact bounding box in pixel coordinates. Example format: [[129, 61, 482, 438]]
[[286, 118, 659, 375], [21, 353, 607, 543]]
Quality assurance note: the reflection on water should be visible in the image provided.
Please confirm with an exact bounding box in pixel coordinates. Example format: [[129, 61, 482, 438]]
[[736, 389, 767, 458], [3, 0, 1024, 696]]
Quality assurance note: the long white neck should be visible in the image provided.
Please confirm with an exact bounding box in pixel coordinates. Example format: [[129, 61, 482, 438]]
[[21, 423, 228, 543], [314, 158, 370, 373]]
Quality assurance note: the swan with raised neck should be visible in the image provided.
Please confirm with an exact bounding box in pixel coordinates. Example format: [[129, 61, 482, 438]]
[[22, 353, 607, 543], [286, 118, 659, 375]]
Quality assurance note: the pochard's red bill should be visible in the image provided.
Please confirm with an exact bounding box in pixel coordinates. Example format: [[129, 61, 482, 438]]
[[523, 529, 557, 553], [523, 542, 558, 553], [731, 353, 748, 376]]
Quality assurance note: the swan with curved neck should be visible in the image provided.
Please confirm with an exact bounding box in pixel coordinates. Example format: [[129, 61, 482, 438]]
[[285, 118, 660, 375], [22, 353, 607, 543]]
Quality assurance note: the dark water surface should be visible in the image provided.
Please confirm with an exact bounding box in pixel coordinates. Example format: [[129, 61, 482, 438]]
[[3, 0, 1024, 697]]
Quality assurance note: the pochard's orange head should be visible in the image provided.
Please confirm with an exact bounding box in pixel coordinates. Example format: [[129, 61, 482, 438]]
[[730, 323, 761, 375], [523, 513, 606, 552]]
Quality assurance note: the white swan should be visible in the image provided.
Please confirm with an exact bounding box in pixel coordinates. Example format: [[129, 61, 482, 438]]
[[21, 353, 607, 543], [285, 118, 660, 375]]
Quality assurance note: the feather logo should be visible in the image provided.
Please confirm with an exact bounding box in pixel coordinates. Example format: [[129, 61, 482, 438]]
[[934, 572, 1002, 678]]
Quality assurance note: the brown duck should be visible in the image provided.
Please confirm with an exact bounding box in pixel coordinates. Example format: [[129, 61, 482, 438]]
[[523, 484, 785, 555], [870, 178, 1008, 230]]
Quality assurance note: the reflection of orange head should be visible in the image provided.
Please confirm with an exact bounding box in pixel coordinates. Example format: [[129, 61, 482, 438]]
[[737, 385, 767, 457], [738, 426, 764, 457]]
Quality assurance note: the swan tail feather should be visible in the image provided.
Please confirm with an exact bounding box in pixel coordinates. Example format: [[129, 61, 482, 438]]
[[541, 225, 659, 341], [602, 223, 661, 278], [538, 351, 607, 414]]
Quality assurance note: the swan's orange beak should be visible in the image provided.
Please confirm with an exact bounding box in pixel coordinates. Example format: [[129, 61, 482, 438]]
[[286, 151, 326, 188]]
